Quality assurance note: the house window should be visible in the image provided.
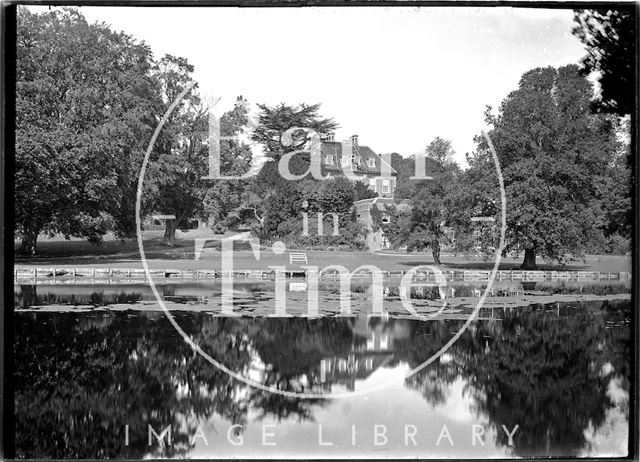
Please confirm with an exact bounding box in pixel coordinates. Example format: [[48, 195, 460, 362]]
[[382, 179, 390, 194], [325, 155, 333, 165], [365, 357, 373, 370], [368, 158, 375, 168], [379, 334, 389, 350], [473, 227, 483, 247], [369, 179, 376, 191]]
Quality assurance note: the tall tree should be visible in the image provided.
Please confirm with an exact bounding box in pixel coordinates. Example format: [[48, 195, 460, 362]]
[[145, 55, 208, 246], [15, 7, 160, 254], [572, 8, 636, 116], [239, 103, 337, 238], [572, 9, 634, 255], [448, 145, 501, 258], [251, 103, 337, 159], [476, 65, 620, 269], [201, 96, 253, 229], [425, 137, 455, 165], [385, 139, 460, 264]]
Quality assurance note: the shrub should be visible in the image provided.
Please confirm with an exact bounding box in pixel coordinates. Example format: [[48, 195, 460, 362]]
[[210, 222, 227, 234], [607, 233, 631, 255]]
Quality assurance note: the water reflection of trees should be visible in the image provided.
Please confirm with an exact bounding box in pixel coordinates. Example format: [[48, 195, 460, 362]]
[[14, 302, 630, 458], [16, 284, 144, 308], [14, 314, 352, 458], [398, 302, 631, 457]]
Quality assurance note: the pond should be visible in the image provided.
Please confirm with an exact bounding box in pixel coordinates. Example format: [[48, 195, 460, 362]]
[[11, 282, 631, 459], [13, 279, 632, 315]]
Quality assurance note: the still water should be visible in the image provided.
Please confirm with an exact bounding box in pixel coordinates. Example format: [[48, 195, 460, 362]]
[[13, 284, 631, 459]]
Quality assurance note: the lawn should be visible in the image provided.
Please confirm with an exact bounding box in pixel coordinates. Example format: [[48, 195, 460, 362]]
[[14, 230, 632, 273]]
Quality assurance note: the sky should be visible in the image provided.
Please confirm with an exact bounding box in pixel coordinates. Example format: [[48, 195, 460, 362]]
[[32, 5, 587, 167]]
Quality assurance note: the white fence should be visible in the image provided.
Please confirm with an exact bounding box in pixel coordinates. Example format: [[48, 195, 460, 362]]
[[13, 266, 632, 284]]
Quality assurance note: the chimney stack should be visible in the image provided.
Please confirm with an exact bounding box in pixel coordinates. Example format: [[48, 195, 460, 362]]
[[350, 134, 359, 146]]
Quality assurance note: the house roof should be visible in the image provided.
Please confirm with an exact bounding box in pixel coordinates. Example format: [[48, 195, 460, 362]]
[[320, 141, 397, 176]]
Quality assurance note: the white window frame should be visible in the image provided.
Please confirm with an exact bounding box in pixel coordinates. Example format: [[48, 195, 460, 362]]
[[367, 337, 375, 350], [380, 334, 389, 350], [369, 178, 376, 191], [368, 158, 376, 168], [325, 154, 333, 165], [365, 357, 373, 370]]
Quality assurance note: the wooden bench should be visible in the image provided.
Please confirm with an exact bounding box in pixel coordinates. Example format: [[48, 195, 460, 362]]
[[289, 252, 308, 264]]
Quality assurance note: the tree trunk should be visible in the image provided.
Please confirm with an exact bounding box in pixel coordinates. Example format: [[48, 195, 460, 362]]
[[431, 239, 441, 265], [161, 219, 176, 246], [19, 226, 40, 256], [521, 248, 538, 270]]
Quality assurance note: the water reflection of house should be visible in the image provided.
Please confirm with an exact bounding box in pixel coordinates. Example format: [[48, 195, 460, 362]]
[[353, 315, 410, 347], [317, 316, 410, 391], [319, 353, 393, 391]]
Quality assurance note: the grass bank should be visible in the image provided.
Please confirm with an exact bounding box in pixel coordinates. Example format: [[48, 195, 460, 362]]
[[15, 231, 632, 273]]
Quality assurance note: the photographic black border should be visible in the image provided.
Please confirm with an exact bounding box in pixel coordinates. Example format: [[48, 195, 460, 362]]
[[0, 1, 637, 461], [2, 2, 17, 460]]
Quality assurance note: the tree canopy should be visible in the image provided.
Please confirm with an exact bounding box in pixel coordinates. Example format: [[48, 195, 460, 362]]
[[16, 7, 160, 254], [144, 54, 208, 246], [381, 139, 461, 264], [472, 65, 621, 268], [251, 103, 338, 159], [15, 7, 632, 263], [572, 8, 636, 116]]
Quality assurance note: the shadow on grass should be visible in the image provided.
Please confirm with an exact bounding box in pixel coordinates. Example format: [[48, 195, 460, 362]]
[[14, 237, 255, 266], [16, 237, 625, 273]]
